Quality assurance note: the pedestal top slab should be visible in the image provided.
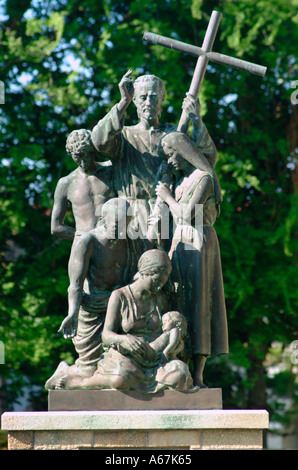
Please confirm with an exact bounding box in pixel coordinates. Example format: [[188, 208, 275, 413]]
[[1, 409, 269, 431]]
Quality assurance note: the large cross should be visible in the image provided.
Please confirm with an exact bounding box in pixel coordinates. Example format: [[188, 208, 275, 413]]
[[143, 10, 267, 133]]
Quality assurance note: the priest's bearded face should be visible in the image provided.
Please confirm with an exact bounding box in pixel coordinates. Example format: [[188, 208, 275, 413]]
[[134, 80, 164, 123]]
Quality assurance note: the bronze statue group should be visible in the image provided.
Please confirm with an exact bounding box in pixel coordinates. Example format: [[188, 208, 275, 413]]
[[45, 71, 228, 393]]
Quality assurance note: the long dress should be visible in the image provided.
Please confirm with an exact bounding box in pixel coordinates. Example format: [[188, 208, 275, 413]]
[[169, 169, 228, 357], [93, 285, 193, 392]]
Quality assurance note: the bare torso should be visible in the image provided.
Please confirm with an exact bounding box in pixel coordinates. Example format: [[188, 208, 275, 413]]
[[68, 163, 115, 233], [82, 231, 128, 294], [53, 162, 115, 238]]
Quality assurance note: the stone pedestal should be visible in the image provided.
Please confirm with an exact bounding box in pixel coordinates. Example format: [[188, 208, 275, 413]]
[[48, 388, 222, 411], [1, 409, 269, 450]]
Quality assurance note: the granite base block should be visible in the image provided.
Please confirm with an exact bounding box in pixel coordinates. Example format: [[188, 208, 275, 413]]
[[1, 409, 269, 450], [48, 388, 222, 411]]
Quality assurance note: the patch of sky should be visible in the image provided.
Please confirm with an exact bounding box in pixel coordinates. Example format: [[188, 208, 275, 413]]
[[21, 157, 48, 170], [0, 4, 9, 22], [60, 52, 94, 83], [72, 101, 99, 126], [100, 88, 110, 106], [25, 180, 45, 203], [17, 72, 34, 86], [23, 0, 67, 18], [60, 53, 82, 74], [228, 121, 236, 132], [23, 8, 35, 20], [286, 153, 297, 171], [1, 158, 13, 167], [108, 11, 125, 25], [218, 93, 238, 106], [206, 63, 217, 74]]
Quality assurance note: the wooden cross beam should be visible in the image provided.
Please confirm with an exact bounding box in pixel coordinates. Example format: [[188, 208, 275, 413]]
[[143, 10, 267, 133]]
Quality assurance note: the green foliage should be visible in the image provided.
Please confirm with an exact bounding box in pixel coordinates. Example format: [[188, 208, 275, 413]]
[[0, 0, 297, 431], [0, 430, 8, 450]]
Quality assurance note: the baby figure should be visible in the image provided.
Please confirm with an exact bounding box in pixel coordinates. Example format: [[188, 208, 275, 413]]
[[149, 311, 187, 361], [112, 310, 188, 368]]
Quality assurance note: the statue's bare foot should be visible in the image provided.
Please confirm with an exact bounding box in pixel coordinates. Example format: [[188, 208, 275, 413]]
[[45, 361, 70, 390], [55, 376, 67, 390]]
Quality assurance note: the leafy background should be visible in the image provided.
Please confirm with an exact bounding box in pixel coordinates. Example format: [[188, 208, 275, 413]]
[[0, 0, 297, 448]]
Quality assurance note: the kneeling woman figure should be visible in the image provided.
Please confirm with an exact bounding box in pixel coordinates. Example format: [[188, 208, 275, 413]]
[[58, 249, 194, 393]]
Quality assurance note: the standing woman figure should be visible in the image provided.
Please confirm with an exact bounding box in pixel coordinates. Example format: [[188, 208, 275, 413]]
[[155, 131, 228, 388]]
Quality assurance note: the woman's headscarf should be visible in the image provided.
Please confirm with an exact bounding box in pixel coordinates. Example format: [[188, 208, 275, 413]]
[[160, 131, 222, 205]]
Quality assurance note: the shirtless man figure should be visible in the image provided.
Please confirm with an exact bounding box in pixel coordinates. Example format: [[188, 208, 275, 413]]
[[45, 198, 132, 388], [51, 128, 116, 240]]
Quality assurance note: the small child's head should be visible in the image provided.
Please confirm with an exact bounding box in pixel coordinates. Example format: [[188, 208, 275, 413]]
[[162, 311, 187, 337]]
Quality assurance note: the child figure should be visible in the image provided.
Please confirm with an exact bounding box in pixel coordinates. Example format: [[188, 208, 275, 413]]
[[149, 311, 188, 362], [114, 310, 188, 368]]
